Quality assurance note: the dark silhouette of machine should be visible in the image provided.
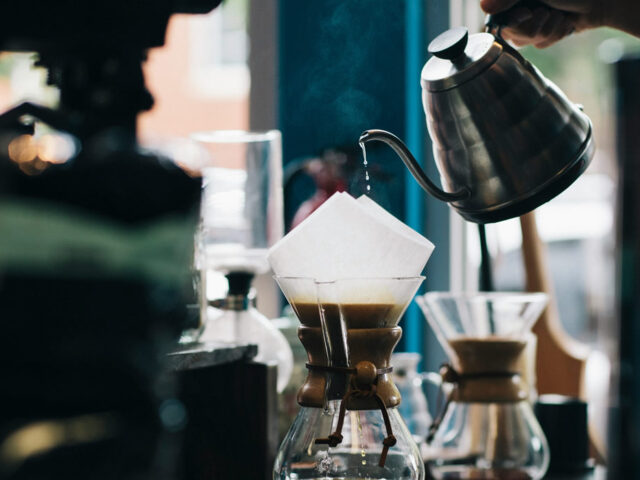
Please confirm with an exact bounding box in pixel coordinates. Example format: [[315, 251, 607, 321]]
[[0, 2, 222, 479]]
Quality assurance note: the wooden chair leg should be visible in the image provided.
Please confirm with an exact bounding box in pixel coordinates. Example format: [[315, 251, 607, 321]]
[[519, 211, 589, 398], [520, 211, 608, 463]]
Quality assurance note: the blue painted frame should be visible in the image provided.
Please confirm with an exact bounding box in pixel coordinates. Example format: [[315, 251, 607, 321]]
[[415, 1, 452, 373], [403, 0, 426, 356]]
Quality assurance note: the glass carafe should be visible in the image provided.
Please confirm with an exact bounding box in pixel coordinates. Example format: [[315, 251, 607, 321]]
[[273, 276, 426, 480], [190, 131, 293, 392], [415, 292, 550, 480], [192, 130, 283, 275]]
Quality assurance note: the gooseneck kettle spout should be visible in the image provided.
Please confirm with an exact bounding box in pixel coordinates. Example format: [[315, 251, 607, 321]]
[[359, 129, 470, 203]]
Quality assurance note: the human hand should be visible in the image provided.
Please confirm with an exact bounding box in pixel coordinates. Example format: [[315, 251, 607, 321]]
[[480, 0, 605, 48]]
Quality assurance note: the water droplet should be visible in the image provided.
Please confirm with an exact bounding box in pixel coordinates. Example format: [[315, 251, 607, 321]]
[[360, 141, 371, 194], [357, 411, 367, 466], [359, 141, 368, 166]]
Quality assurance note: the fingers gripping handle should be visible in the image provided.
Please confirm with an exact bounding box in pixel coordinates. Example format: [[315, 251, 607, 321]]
[[485, 0, 546, 28]]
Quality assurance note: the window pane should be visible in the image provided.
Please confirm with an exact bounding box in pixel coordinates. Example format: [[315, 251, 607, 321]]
[[139, 0, 250, 140]]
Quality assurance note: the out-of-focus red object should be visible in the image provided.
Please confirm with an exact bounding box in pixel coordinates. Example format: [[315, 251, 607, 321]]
[[290, 157, 347, 229], [285, 147, 391, 231]]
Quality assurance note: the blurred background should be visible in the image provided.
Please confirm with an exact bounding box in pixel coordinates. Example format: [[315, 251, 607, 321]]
[[3, 0, 640, 476]]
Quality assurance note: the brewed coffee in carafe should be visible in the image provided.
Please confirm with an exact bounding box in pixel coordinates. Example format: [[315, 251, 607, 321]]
[[416, 292, 551, 480], [273, 277, 425, 479]]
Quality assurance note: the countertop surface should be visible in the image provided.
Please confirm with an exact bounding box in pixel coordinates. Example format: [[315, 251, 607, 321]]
[[166, 341, 258, 371]]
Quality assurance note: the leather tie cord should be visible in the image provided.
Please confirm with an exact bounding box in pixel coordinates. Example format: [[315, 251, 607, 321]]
[[426, 363, 519, 443], [308, 361, 396, 468], [305, 363, 393, 375]]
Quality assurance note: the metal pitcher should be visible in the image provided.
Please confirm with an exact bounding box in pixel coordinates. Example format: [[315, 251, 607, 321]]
[[360, 22, 594, 223]]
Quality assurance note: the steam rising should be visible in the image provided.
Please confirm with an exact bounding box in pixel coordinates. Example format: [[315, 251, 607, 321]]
[[285, 0, 403, 143]]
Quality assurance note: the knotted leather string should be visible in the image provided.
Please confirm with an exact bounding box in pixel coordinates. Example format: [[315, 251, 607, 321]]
[[426, 363, 520, 443], [307, 362, 396, 468], [305, 363, 393, 376]]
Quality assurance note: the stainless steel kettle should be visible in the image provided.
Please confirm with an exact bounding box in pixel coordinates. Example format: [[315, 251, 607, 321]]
[[360, 24, 594, 224]]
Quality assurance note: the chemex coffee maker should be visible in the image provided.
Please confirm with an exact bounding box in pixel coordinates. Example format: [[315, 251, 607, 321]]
[[268, 192, 434, 480], [274, 276, 426, 479], [0, 2, 221, 479], [417, 292, 551, 479]]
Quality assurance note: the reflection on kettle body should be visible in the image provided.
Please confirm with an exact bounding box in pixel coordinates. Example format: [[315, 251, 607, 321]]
[[361, 26, 594, 223]]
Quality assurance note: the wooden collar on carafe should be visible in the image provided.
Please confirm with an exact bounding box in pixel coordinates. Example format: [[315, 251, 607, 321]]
[[426, 337, 530, 443], [447, 337, 529, 403], [297, 326, 402, 409]]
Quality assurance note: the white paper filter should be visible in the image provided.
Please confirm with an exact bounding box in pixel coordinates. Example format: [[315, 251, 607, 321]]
[[267, 192, 434, 281]]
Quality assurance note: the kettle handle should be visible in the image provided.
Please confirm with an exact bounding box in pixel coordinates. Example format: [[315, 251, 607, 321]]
[[484, 2, 542, 77], [359, 129, 470, 203], [485, 0, 547, 29]]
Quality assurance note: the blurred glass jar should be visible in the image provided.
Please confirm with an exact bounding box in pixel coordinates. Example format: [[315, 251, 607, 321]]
[[391, 352, 436, 447], [191, 130, 283, 274], [199, 291, 293, 393], [188, 131, 291, 392]]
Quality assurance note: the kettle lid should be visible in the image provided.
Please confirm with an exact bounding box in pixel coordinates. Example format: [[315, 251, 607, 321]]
[[421, 27, 501, 92]]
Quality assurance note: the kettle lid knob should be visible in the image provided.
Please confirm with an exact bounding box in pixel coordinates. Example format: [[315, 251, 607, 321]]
[[428, 27, 469, 61]]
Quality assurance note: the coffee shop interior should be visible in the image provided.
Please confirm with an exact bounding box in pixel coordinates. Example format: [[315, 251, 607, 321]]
[[2, 0, 640, 479]]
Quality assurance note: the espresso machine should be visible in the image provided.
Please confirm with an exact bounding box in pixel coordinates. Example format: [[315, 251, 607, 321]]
[[0, 2, 223, 479]]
